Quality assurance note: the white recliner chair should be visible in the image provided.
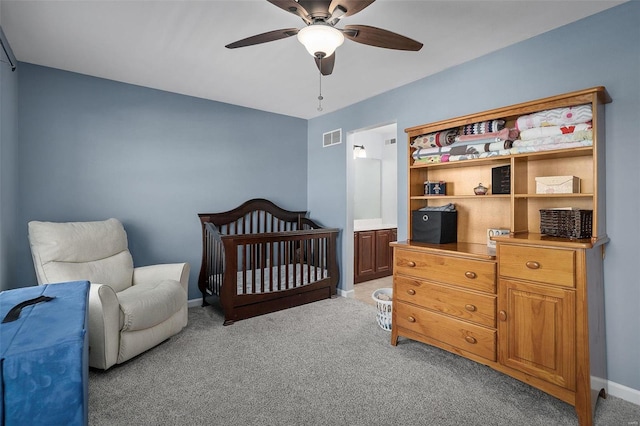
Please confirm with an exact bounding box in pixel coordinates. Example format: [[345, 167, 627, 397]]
[[28, 218, 189, 370]]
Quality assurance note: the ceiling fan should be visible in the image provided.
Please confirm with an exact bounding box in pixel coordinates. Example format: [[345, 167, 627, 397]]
[[225, 0, 423, 76]]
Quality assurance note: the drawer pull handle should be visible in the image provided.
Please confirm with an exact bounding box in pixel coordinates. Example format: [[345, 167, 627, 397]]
[[407, 261, 416, 267], [465, 336, 477, 344], [465, 304, 477, 312], [407, 316, 416, 323], [526, 261, 540, 270], [407, 289, 416, 296], [465, 271, 477, 279], [499, 310, 507, 321]]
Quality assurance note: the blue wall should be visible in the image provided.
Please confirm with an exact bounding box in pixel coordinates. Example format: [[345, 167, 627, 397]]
[[0, 36, 19, 291], [13, 64, 309, 298], [308, 2, 640, 393]]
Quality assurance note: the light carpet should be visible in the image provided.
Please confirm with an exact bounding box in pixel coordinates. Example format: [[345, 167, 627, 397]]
[[89, 297, 640, 425]]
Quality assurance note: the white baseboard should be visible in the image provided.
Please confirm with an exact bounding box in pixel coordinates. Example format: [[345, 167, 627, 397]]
[[188, 298, 202, 308], [187, 295, 639, 406], [608, 380, 640, 406], [337, 288, 354, 298]]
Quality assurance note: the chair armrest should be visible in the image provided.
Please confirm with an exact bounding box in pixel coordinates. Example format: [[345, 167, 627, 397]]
[[133, 263, 190, 292], [88, 283, 120, 370]]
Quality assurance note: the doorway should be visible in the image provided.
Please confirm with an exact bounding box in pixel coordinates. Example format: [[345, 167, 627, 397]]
[[345, 122, 398, 300]]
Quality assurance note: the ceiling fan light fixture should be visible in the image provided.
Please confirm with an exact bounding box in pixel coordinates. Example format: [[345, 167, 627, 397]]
[[297, 24, 344, 58]]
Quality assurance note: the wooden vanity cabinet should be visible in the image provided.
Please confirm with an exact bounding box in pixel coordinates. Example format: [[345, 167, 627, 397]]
[[354, 228, 397, 283], [392, 87, 610, 426]]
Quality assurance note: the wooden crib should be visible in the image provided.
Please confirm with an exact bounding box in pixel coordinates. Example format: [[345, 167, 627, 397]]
[[198, 199, 339, 325]]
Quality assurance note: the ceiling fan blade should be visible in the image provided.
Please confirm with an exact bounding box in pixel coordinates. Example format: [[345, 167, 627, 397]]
[[342, 24, 423, 51], [267, 0, 312, 24], [315, 53, 335, 76], [329, 0, 375, 17], [225, 28, 299, 49]]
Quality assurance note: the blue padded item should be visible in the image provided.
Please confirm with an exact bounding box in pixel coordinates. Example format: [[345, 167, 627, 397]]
[[0, 281, 89, 425]]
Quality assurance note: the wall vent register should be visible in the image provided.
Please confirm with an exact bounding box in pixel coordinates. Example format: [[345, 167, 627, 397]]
[[323, 128, 342, 147]]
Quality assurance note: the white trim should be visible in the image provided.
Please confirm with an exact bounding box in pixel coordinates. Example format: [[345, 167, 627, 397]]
[[607, 380, 640, 406], [188, 298, 202, 308], [337, 288, 354, 298]]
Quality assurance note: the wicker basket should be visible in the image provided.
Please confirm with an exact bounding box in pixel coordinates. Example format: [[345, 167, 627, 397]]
[[539, 209, 593, 239], [372, 288, 393, 331]]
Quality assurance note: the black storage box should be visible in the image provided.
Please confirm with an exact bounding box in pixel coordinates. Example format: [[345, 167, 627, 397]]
[[412, 210, 457, 244], [492, 165, 511, 194]]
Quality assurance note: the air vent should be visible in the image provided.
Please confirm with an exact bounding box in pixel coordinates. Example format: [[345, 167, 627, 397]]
[[385, 138, 397, 145], [323, 129, 342, 147]]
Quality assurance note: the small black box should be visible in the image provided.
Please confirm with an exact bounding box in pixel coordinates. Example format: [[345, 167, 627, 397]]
[[492, 165, 511, 194], [411, 210, 457, 244]]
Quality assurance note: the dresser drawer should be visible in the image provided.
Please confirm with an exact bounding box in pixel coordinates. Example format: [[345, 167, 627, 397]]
[[395, 276, 496, 327], [499, 244, 575, 288], [394, 249, 496, 293], [395, 301, 496, 361]]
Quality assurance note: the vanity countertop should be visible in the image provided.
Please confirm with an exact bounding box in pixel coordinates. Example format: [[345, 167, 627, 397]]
[[354, 223, 397, 232]]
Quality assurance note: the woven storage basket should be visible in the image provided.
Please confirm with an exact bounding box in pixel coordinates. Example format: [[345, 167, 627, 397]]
[[371, 288, 393, 331], [540, 209, 593, 239]]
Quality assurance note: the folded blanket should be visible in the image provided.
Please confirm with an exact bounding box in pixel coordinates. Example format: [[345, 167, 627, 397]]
[[449, 140, 513, 156], [419, 203, 456, 212], [519, 122, 591, 141], [512, 130, 592, 147], [461, 120, 505, 135], [454, 128, 519, 143], [412, 129, 458, 148], [412, 146, 452, 159], [509, 139, 593, 154], [448, 151, 505, 162], [413, 154, 450, 164], [516, 104, 592, 131]]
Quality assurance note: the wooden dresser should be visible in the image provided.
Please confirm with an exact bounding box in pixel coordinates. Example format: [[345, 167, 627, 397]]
[[391, 87, 610, 426]]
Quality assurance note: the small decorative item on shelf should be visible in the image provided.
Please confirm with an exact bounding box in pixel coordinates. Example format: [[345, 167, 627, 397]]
[[492, 165, 511, 194], [424, 180, 446, 195], [487, 228, 510, 248], [474, 183, 488, 195]]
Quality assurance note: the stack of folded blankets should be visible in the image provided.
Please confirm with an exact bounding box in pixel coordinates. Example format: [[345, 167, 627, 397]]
[[509, 104, 593, 155], [411, 119, 518, 164], [411, 104, 593, 165]]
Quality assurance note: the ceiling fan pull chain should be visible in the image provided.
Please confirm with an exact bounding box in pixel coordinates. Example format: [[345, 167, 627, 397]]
[[317, 58, 324, 111]]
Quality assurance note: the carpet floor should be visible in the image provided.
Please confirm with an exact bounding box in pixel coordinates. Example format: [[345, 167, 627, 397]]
[[89, 297, 639, 425]]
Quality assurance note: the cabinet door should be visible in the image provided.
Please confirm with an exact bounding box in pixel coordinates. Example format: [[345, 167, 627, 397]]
[[498, 279, 576, 390], [356, 231, 376, 277], [375, 229, 392, 274]]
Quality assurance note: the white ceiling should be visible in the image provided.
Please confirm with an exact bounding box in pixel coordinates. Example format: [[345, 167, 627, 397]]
[[0, 0, 625, 119]]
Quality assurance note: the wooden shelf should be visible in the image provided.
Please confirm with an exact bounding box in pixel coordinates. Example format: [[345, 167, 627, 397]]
[[411, 195, 511, 200], [514, 193, 594, 199]]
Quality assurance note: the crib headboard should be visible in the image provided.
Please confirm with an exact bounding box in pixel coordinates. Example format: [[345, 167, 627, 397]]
[[198, 198, 310, 235]]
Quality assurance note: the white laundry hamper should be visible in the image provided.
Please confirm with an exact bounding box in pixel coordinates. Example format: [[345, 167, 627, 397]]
[[371, 288, 393, 331]]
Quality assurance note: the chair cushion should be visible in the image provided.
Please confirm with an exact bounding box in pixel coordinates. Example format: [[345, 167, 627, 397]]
[[117, 280, 186, 332], [29, 219, 133, 293], [39, 251, 134, 293]]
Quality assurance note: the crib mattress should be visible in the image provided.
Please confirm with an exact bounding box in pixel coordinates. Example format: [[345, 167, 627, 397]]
[[210, 264, 329, 295]]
